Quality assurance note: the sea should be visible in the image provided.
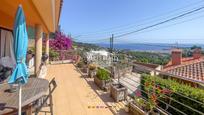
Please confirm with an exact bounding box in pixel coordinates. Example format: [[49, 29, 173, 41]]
[[96, 43, 204, 53]]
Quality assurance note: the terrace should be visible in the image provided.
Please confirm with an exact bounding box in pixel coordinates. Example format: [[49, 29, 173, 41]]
[[0, 1, 204, 115], [36, 54, 204, 115], [44, 64, 128, 115]]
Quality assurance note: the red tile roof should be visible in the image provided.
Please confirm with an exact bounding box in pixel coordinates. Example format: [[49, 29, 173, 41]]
[[164, 57, 204, 68], [163, 57, 204, 82]]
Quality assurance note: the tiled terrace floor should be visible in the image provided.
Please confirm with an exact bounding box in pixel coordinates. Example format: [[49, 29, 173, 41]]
[[44, 64, 128, 115]]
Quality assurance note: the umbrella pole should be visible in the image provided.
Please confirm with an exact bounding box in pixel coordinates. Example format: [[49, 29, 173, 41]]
[[18, 84, 22, 115]]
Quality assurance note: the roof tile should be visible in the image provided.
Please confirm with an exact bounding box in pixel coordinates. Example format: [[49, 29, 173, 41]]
[[163, 58, 204, 82]]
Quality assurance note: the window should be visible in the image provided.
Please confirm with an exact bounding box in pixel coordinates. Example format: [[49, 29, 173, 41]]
[[0, 27, 15, 68]]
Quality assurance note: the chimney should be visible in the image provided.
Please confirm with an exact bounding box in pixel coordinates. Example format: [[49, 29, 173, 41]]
[[193, 48, 202, 59], [171, 49, 182, 65]]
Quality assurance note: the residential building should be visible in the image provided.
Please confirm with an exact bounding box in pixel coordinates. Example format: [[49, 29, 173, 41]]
[[133, 61, 162, 76], [85, 50, 119, 66], [162, 48, 204, 85]]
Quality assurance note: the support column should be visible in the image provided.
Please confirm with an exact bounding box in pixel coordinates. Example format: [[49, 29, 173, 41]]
[[34, 24, 43, 77], [45, 33, 49, 64]]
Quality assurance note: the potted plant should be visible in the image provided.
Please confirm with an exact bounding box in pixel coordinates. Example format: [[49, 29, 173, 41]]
[[94, 68, 111, 90], [81, 64, 88, 74], [77, 61, 88, 73], [129, 98, 146, 115], [77, 61, 84, 68], [128, 89, 146, 115], [110, 83, 127, 102], [88, 64, 97, 78], [110, 65, 127, 102]]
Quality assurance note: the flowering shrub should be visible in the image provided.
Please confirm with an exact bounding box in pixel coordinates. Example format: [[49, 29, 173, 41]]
[[48, 31, 74, 61], [49, 31, 72, 50]]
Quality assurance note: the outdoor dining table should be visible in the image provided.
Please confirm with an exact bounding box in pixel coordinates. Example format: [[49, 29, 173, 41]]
[[0, 77, 49, 115]]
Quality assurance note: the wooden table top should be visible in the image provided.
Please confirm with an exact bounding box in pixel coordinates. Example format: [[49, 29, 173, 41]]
[[0, 78, 49, 114]]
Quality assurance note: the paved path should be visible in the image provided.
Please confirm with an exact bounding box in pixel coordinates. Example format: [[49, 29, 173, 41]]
[[44, 64, 128, 115]]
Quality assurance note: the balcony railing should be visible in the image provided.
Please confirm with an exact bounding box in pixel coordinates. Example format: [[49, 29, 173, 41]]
[[101, 62, 204, 115]]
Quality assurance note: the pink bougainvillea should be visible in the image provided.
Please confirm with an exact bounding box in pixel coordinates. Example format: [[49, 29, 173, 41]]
[[49, 31, 72, 50], [47, 31, 75, 61]]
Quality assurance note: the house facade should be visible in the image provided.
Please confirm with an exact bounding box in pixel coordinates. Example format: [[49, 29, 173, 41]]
[[85, 50, 119, 67]]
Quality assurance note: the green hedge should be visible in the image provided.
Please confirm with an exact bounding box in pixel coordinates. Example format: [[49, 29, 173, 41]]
[[141, 74, 204, 115], [96, 68, 110, 80]]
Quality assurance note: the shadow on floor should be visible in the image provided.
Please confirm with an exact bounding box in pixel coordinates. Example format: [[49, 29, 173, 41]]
[[73, 64, 128, 115], [85, 80, 115, 103]]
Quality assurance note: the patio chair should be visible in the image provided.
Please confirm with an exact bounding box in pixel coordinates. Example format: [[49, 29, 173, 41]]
[[0, 67, 12, 83], [34, 78, 57, 115], [42, 53, 49, 64]]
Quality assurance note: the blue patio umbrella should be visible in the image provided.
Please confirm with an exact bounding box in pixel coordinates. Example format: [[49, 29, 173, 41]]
[[8, 5, 29, 115], [8, 5, 29, 84]]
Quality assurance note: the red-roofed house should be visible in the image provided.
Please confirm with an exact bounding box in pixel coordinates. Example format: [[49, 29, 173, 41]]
[[133, 61, 163, 76], [162, 48, 204, 83]]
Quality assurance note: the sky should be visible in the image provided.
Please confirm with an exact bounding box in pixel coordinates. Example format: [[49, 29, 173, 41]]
[[60, 0, 204, 44]]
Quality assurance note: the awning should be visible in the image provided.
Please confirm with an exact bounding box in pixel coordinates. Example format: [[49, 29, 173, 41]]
[[0, 0, 62, 33]]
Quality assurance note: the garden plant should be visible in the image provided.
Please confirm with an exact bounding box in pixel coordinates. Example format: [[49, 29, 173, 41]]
[[139, 74, 204, 115]]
